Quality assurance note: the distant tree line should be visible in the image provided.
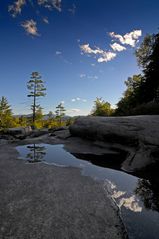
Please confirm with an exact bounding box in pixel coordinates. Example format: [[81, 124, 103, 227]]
[[0, 72, 69, 130]]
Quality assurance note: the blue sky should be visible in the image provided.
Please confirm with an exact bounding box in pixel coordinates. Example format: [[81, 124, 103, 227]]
[[0, 0, 159, 116]]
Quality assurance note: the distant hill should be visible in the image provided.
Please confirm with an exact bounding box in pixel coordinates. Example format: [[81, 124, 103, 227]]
[[13, 114, 32, 118], [13, 114, 71, 120]]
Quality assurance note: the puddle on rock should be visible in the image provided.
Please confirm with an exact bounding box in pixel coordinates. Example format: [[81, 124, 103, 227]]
[[16, 143, 159, 239]]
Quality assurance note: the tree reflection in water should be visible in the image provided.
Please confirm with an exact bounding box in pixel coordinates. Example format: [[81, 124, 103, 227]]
[[135, 178, 159, 211], [26, 144, 46, 163]]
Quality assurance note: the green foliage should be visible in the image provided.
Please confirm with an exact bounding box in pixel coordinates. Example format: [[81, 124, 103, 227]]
[[91, 97, 113, 116], [27, 72, 46, 126], [129, 101, 159, 115], [0, 96, 14, 129], [116, 31, 159, 115], [115, 75, 142, 115], [55, 103, 66, 126], [35, 106, 43, 121], [135, 32, 159, 103], [48, 111, 54, 119], [135, 34, 155, 69], [66, 117, 75, 126], [12, 116, 28, 127], [141, 33, 159, 103], [42, 118, 66, 128]]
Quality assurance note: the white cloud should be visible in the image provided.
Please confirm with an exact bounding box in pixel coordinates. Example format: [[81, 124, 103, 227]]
[[80, 44, 116, 63], [55, 51, 62, 55], [110, 42, 126, 52], [80, 74, 86, 78], [61, 101, 65, 104], [8, 0, 26, 17], [97, 52, 116, 63], [21, 20, 39, 36], [71, 97, 87, 102], [38, 0, 62, 12], [110, 30, 142, 47], [80, 44, 103, 55]]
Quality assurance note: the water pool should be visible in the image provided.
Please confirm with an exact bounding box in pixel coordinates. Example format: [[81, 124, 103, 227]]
[[16, 143, 159, 239]]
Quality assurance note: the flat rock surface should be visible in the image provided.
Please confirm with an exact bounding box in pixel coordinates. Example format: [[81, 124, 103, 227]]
[[0, 144, 125, 239]]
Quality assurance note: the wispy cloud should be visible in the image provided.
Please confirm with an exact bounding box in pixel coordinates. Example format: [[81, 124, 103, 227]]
[[8, 0, 26, 17], [80, 74, 98, 80], [80, 44, 116, 63], [110, 42, 126, 52], [43, 17, 49, 24], [55, 51, 72, 64], [21, 20, 39, 36], [9, 0, 62, 18], [55, 51, 62, 55], [68, 3, 76, 15], [88, 75, 98, 80], [71, 97, 87, 102], [37, 0, 62, 12], [80, 74, 86, 78], [69, 108, 80, 113], [109, 30, 142, 47]]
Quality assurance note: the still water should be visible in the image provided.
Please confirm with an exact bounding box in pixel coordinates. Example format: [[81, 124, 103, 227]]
[[16, 143, 159, 239]]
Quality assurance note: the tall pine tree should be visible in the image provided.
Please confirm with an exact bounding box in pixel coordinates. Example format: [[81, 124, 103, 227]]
[[55, 103, 66, 126], [27, 72, 46, 126]]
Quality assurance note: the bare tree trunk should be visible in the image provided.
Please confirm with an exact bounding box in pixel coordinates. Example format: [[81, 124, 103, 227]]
[[33, 84, 36, 127]]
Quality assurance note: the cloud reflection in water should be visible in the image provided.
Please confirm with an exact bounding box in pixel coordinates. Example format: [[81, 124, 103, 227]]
[[104, 180, 142, 213]]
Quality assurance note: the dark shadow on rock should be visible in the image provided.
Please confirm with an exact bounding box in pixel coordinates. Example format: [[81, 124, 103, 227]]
[[71, 149, 128, 171]]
